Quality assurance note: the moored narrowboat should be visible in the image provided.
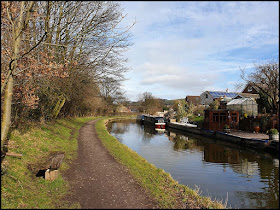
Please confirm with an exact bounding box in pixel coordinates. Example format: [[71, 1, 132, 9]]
[[143, 115, 166, 129]]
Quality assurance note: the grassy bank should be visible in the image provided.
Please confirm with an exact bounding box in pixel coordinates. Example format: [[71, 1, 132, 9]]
[[96, 117, 225, 209], [1, 117, 98, 209]]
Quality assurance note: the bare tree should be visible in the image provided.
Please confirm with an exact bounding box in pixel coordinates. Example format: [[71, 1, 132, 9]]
[[138, 92, 163, 115], [1, 1, 135, 152], [240, 60, 279, 114], [42, 1, 135, 117], [1, 1, 42, 151]]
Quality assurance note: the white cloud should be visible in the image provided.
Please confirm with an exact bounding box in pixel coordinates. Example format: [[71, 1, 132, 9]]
[[119, 1, 279, 101]]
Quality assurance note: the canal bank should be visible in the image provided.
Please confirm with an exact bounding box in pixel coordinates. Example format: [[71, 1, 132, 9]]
[[166, 122, 279, 154]]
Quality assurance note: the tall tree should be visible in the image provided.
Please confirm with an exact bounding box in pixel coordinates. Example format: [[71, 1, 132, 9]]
[[138, 92, 163, 115], [1, 1, 135, 152], [240, 60, 279, 114], [1, 1, 40, 151]]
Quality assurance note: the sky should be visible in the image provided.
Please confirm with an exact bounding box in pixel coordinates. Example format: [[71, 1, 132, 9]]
[[118, 1, 279, 101]]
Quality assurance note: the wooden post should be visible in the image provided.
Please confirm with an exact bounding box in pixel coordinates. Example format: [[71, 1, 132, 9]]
[[45, 169, 59, 181]]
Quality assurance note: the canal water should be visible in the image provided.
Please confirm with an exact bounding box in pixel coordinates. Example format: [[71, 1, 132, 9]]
[[107, 119, 279, 209]]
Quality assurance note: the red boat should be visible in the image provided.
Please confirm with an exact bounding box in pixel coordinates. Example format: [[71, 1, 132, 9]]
[[143, 115, 166, 129], [155, 122, 165, 129]]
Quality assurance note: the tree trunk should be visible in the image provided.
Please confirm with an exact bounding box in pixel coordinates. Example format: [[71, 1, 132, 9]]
[[1, 1, 34, 152], [1, 76, 14, 151], [51, 96, 66, 119]]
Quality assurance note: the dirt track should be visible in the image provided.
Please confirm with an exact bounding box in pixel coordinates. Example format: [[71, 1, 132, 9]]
[[63, 119, 158, 209]]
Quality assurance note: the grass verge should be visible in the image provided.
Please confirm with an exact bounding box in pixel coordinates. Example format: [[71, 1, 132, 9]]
[[1, 116, 99, 209], [96, 117, 226, 209]]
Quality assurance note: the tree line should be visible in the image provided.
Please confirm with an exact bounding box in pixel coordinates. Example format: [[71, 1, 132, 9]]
[[1, 1, 134, 151]]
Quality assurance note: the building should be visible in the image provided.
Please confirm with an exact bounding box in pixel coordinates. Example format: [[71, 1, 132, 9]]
[[200, 90, 239, 105], [242, 83, 260, 94], [219, 97, 232, 109], [234, 83, 260, 100], [226, 98, 258, 116], [204, 109, 239, 131], [236, 93, 260, 100], [185, 96, 201, 105]]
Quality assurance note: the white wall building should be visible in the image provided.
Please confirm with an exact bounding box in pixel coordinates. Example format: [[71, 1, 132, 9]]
[[200, 91, 239, 105]]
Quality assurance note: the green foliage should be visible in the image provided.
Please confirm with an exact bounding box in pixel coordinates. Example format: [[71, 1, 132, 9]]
[[95, 118, 225, 209], [173, 100, 187, 121], [186, 102, 195, 116], [172, 100, 180, 112], [224, 124, 230, 129], [189, 116, 204, 128], [267, 129, 278, 135], [191, 116, 204, 122]]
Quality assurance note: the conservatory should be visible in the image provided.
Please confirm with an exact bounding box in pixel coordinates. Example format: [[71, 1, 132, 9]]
[[226, 98, 258, 116]]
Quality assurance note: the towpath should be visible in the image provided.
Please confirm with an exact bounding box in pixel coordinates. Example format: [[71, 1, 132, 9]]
[[63, 119, 158, 209]]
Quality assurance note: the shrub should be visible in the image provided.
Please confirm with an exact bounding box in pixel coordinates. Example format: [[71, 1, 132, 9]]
[[266, 129, 278, 135], [260, 116, 270, 132]]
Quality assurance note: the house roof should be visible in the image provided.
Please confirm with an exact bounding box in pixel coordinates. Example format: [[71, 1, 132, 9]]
[[185, 96, 200, 104], [242, 82, 267, 93], [237, 93, 260, 99], [207, 91, 239, 99]]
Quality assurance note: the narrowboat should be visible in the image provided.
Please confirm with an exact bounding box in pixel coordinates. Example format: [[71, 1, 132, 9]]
[[143, 115, 166, 129]]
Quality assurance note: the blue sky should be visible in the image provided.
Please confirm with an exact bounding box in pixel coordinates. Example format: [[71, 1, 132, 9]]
[[118, 1, 279, 101]]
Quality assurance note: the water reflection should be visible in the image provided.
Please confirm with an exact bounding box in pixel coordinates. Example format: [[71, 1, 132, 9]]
[[168, 132, 199, 151], [204, 144, 240, 164], [107, 120, 279, 209]]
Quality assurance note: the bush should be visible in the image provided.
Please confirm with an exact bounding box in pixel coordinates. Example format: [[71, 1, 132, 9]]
[[266, 129, 278, 135], [193, 106, 205, 117], [260, 116, 270, 132], [224, 124, 230, 129]]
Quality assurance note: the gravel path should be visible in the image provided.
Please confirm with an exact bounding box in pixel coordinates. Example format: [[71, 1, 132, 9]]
[[63, 119, 158, 209]]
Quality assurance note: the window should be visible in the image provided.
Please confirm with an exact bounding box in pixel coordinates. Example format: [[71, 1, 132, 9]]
[[206, 94, 208, 98], [248, 86, 252, 92], [213, 112, 226, 122], [231, 113, 237, 122], [219, 113, 226, 122], [213, 113, 219, 122]]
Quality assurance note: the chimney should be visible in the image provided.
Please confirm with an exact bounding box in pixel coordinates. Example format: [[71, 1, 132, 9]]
[[226, 88, 229, 93]]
